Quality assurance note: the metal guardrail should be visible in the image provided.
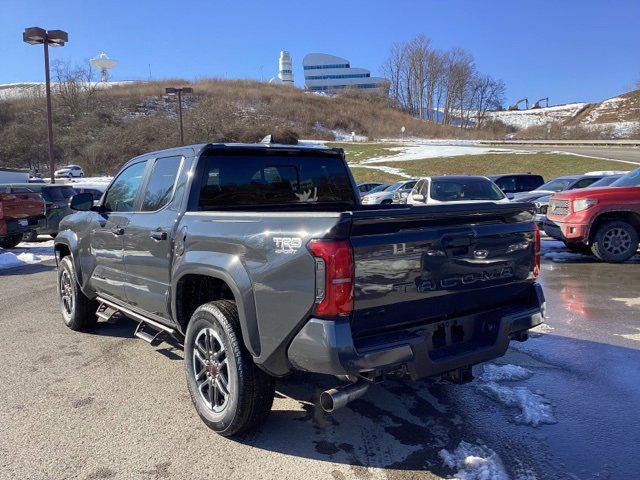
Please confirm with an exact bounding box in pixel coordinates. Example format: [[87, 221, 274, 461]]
[[479, 139, 640, 147]]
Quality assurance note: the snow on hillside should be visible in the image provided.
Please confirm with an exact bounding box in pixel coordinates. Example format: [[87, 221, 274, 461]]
[[0, 81, 133, 101], [485, 103, 589, 129]]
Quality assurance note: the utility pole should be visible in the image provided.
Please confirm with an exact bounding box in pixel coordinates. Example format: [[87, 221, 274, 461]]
[[165, 87, 193, 146], [23, 27, 68, 183]]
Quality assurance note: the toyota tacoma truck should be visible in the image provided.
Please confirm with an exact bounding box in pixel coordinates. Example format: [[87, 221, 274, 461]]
[[545, 167, 640, 262], [0, 186, 45, 248], [54, 142, 545, 436]]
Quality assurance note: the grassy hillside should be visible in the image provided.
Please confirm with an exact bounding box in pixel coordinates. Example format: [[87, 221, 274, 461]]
[[0, 79, 499, 174]]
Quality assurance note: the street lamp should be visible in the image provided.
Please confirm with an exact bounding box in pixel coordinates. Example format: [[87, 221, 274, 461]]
[[23, 27, 68, 184], [165, 87, 193, 146]]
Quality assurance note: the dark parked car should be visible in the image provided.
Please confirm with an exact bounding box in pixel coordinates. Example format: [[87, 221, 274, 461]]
[[513, 174, 618, 203], [488, 174, 545, 199], [54, 142, 544, 436], [0, 183, 76, 239]]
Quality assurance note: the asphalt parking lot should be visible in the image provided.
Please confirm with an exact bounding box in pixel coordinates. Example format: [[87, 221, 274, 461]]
[[1, 241, 639, 480]]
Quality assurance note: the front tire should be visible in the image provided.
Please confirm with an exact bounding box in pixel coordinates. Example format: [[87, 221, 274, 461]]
[[57, 256, 98, 331], [184, 300, 275, 436], [591, 221, 639, 263], [22, 230, 38, 243]]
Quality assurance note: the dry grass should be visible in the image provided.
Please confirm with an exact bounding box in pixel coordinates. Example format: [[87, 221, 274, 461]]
[[327, 142, 402, 163], [1, 78, 508, 174], [353, 152, 634, 183]]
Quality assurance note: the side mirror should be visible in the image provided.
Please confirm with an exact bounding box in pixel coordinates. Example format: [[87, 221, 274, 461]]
[[69, 193, 93, 211], [412, 194, 425, 202]]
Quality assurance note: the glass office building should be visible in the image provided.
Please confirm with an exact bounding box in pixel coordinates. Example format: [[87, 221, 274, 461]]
[[302, 53, 385, 93]]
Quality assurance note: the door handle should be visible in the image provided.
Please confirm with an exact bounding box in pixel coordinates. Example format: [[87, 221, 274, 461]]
[[111, 227, 125, 236], [150, 230, 167, 241]]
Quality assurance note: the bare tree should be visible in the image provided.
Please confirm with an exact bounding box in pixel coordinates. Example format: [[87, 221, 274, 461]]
[[53, 60, 99, 117]]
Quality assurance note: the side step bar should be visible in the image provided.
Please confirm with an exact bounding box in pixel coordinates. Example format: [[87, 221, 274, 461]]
[[96, 296, 176, 347]]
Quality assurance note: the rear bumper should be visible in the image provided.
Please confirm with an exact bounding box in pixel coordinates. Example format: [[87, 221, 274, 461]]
[[0, 215, 46, 237], [288, 282, 545, 379]]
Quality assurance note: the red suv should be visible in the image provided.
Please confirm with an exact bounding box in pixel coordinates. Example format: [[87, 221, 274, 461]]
[[545, 167, 640, 262]]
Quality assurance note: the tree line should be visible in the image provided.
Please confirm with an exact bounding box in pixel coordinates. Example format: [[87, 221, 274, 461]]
[[382, 34, 506, 128]]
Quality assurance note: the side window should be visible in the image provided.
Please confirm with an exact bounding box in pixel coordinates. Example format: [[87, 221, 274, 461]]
[[412, 180, 424, 195], [404, 181, 416, 190], [517, 176, 543, 191], [141, 156, 183, 211], [574, 178, 598, 189], [495, 176, 516, 192], [103, 161, 147, 212]]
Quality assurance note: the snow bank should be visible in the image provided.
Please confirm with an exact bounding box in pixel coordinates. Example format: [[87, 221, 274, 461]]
[[477, 382, 557, 426], [0, 240, 55, 271], [485, 103, 589, 130], [439, 440, 509, 480], [479, 364, 533, 382]]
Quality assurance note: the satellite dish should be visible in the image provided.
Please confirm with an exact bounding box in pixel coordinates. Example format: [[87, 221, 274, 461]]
[[90, 52, 117, 82]]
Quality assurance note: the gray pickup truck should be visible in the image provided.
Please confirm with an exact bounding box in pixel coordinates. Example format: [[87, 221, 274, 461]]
[[55, 142, 545, 436]]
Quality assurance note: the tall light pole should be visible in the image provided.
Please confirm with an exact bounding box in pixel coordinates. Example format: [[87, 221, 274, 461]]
[[23, 27, 68, 184], [165, 87, 193, 146]]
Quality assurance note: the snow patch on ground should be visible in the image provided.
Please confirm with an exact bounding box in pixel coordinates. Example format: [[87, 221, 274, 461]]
[[360, 141, 515, 165], [0, 240, 55, 271], [477, 383, 557, 427], [349, 164, 411, 178], [611, 297, 640, 308], [530, 323, 555, 335], [332, 130, 369, 142], [439, 440, 509, 480], [478, 364, 533, 382]]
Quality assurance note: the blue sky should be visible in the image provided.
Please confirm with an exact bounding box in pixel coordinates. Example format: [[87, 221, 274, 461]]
[[1, 0, 639, 105]]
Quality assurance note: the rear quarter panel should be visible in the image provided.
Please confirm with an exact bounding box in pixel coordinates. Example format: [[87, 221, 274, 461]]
[[175, 210, 348, 375]]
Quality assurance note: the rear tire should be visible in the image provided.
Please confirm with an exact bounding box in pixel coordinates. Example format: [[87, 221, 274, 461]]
[[184, 300, 275, 437], [591, 221, 639, 263], [381, 199, 392, 205], [0, 234, 23, 249], [57, 256, 98, 331]]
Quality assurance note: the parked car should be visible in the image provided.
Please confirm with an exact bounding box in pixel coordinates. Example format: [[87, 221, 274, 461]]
[[532, 174, 626, 229], [0, 186, 45, 248], [406, 176, 510, 206], [488, 174, 545, 199], [545, 167, 640, 262], [54, 165, 84, 178], [0, 183, 76, 239], [362, 179, 417, 205], [54, 142, 544, 436], [356, 182, 384, 198], [513, 173, 619, 203]]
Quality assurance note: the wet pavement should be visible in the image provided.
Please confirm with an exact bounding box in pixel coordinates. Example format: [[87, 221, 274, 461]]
[[0, 240, 639, 479]]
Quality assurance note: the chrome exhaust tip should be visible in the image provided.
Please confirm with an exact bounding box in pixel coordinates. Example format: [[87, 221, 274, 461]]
[[320, 381, 369, 412]]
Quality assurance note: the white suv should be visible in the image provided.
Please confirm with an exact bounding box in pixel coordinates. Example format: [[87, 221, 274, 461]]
[[406, 176, 509, 206], [54, 165, 84, 178]]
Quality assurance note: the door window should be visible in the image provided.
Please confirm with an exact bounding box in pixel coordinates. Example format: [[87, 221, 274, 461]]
[[573, 178, 599, 189], [103, 161, 147, 212], [517, 176, 544, 191], [141, 156, 183, 211]]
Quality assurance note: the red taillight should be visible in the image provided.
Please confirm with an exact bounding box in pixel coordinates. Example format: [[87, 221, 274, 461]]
[[533, 223, 541, 278], [307, 239, 354, 317]]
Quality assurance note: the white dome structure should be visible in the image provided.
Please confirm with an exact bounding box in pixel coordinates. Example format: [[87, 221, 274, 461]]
[[302, 53, 385, 93]]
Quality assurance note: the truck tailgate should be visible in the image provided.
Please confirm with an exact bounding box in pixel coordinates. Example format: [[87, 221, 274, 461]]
[[349, 203, 537, 338], [0, 193, 44, 220]]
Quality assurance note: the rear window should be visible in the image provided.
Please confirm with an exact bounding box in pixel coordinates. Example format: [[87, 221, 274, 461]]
[[197, 155, 355, 209], [517, 176, 544, 191], [43, 186, 75, 201], [430, 178, 504, 202]]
